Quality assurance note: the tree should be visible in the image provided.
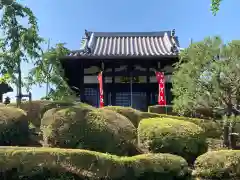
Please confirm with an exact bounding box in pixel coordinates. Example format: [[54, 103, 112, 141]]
[[28, 43, 76, 101], [172, 37, 240, 117], [0, 1, 43, 106], [172, 37, 240, 147], [211, 0, 222, 15]]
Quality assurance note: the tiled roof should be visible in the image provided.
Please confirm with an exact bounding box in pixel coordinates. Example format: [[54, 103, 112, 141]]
[[68, 30, 180, 58], [0, 83, 13, 93]]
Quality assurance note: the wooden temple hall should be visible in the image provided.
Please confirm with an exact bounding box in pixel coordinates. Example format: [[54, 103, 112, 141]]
[[60, 29, 180, 111]]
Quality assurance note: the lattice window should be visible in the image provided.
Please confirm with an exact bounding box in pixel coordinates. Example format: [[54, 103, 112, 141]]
[[116, 92, 131, 107], [84, 88, 98, 107], [115, 92, 147, 111]]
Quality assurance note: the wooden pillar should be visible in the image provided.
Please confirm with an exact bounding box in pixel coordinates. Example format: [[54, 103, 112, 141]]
[[111, 66, 116, 105], [101, 62, 108, 106], [146, 66, 150, 108], [127, 64, 133, 107], [79, 62, 85, 102]]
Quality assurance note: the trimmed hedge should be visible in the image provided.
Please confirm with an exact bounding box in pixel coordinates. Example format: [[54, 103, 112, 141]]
[[103, 106, 160, 127], [148, 105, 177, 115], [155, 114, 222, 138], [193, 150, 240, 179], [11, 100, 76, 128], [41, 105, 139, 156], [0, 147, 190, 180], [0, 107, 29, 146], [138, 117, 207, 163], [122, 153, 190, 180]]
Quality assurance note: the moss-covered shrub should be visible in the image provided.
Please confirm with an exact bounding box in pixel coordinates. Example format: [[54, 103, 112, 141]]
[[0, 107, 29, 146], [103, 106, 160, 127], [193, 150, 240, 179], [138, 117, 207, 163], [41, 105, 139, 156], [14, 100, 76, 128], [0, 147, 125, 179], [0, 147, 190, 180], [122, 153, 191, 180], [155, 114, 222, 138]]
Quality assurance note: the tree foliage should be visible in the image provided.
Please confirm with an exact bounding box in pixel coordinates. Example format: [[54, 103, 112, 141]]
[[28, 43, 76, 101], [0, 1, 43, 106], [211, 0, 222, 15], [172, 37, 240, 116]]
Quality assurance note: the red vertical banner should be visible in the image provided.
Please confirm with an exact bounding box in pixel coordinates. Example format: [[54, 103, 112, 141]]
[[155, 71, 166, 106], [98, 71, 104, 108]]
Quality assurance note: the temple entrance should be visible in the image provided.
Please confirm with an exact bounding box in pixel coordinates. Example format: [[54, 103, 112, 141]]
[[115, 92, 147, 111]]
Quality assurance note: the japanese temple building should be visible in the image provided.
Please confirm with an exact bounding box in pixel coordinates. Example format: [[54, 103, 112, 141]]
[[0, 83, 12, 102], [60, 29, 180, 111]]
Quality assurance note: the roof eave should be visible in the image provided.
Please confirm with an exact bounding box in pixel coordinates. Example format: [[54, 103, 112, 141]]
[[0, 83, 13, 94], [60, 54, 179, 61]]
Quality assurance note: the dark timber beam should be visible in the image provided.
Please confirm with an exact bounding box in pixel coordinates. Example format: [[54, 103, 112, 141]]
[[84, 71, 172, 76], [79, 62, 85, 102], [146, 65, 151, 108], [111, 67, 116, 105]]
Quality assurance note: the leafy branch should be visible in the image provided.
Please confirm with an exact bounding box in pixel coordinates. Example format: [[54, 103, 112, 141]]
[[211, 0, 222, 15], [0, 1, 43, 106], [28, 43, 76, 101]]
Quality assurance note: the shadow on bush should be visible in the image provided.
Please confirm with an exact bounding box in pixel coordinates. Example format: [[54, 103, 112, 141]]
[[0, 107, 29, 146], [0, 168, 85, 180]]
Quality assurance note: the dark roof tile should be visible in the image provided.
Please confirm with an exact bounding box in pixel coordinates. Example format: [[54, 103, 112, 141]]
[[68, 30, 180, 58]]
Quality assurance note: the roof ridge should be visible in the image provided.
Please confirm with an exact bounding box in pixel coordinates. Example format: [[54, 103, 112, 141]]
[[90, 31, 172, 37]]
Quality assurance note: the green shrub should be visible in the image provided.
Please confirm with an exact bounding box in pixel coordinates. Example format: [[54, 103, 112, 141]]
[[193, 150, 240, 179], [138, 117, 207, 163], [148, 105, 178, 115], [155, 114, 222, 138], [41, 106, 139, 156], [2, 168, 84, 180], [0, 147, 190, 180], [207, 138, 226, 151], [122, 153, 191, 180], [0, 107, 29, 146], [16, 100, 77, 128], [104, 106, 160, 127], [0, 147, 125, 179]]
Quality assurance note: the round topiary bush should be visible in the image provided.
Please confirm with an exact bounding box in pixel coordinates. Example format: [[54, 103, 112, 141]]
[[0, 106, 29, 146], [138, 117, 207, 163], [41, 105, 139, 156], [193, 150, 240, 179], [103, 106, 160, 127], [18, 100, 76, 129], [157, 114, 222, 138], [121, 153, 190, 180]]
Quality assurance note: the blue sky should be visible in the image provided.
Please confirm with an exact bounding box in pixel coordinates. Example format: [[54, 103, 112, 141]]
[[4, 0, 240, 101]]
